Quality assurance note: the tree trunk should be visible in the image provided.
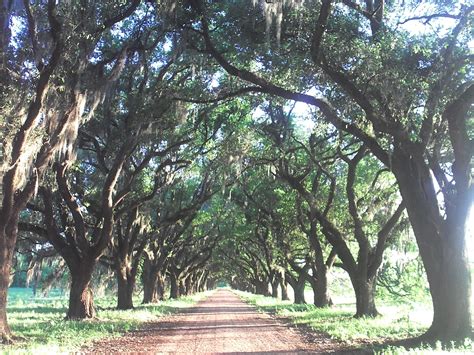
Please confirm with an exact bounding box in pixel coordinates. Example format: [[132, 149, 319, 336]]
[[142, 259, 159, 304], [156, 272, 165, 301], [178, 278, 186, 296], [191, 272, 201, 294], [254, 279, 269, 296], [287, 273, 306, 304], [116, 267, 135, 310], [426, 245, 471, 340], [206, 278, 216, 290], [199, 271, 209, 292], [280, 275, 290, 301], [293, 275, 306, 304], [0, 227, 15, 343], [184, 276, 192, 296], [307, 219, 332, 307], [310, 271, 332, 308], [352, 276, 378, 318], [271, 277, 279, 298], [169, 272, 180, 299], [67, 263, 96, 319], [293, 278, 306, 304], [196, 270, 208, 293], [142, 276, 159, 304], [393, 151, 472, 340]]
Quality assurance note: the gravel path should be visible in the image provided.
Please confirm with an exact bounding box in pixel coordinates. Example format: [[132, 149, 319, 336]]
[[83, 289, 353, 354]]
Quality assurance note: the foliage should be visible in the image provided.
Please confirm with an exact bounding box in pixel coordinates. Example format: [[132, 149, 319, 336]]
[[377, 254, 431, 304], [1, 0, 472, 347]]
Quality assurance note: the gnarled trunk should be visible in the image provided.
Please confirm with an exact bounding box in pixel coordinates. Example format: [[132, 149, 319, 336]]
[[293, 280, 306, 304], [287, 273, 306, 304], [312, 280, 332, 308], [67, 262, 96, 319], [116, 267, 135, 310], [393, 151, 472, 340], [142, 274, 159, 303], [426, 242, 471, 340], [306, 268, 332, 308], [169, 272, 180, 299], [142, 258, 159, 304], [352, 276, 378, 318], [312, 250, 332, 307]]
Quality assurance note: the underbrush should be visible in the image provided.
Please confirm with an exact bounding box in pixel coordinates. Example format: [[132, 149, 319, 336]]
[[2, 287, 212, 354], [236, 291, 473, 354]]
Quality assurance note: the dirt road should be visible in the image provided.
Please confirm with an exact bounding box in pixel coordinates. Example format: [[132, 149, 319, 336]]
[[84, 289, 349, 354]]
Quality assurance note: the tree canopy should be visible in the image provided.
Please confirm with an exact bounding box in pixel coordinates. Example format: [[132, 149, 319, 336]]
[[0, 0, 472, 346]]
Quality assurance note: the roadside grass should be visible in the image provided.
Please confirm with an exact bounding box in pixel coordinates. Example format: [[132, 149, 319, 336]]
[[235, 291, 473, 354], [2, 287, 213, 354]]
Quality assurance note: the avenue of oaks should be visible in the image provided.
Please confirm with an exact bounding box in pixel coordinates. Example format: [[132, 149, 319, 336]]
[[0, 0, 472, 345]]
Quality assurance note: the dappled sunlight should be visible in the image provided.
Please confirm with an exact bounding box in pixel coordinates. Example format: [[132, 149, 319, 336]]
[[1, 0, 472, 351]]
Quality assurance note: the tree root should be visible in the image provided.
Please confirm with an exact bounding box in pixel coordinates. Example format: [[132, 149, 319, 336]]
[[1, 333, 13, 345]]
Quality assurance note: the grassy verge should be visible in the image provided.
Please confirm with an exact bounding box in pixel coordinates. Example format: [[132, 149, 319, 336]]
[[235, 291, 473, 354], [2, 288, 213, 354]]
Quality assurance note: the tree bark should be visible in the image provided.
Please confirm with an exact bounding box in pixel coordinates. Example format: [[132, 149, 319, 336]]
[[427, 248, 471, 340], [67, 262, 96, 319], [254, 279, 269, 296], [142, 264, 159, 304], [271, 277, 279, 298], [156, 272, 166, 301], [184, 276, 192, 296], [307, 219, 332, 308], [280, 274, 290, 301], [116, 266, 135, 310], [287, 273, 306, 304], [293, 282, 306, 304], [352, 275, 378, 317], [142, 279, 159, 304], [303, 264, 332, 308], [178, 278, 186, 296], [169, 272, 180, 299], [0, 227, 15, 343], [393, 150, 472, 339], [199, 271, 209, 292], [196, 270, 208, 293], [312, 277, 332, 308]]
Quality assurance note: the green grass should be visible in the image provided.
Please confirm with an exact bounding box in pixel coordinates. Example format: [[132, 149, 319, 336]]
[[2, 287, 213, 354], [235, 291, 473, 354]]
